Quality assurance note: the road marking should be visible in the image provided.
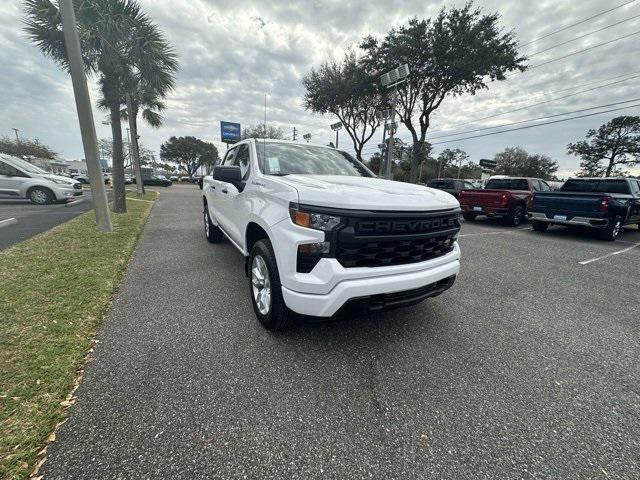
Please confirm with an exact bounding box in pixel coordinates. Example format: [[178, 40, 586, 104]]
[[459, 227, 529, 237], [65, 198, 85, 207], [579, 242, 640, 265], [0, 217, 18, 228]]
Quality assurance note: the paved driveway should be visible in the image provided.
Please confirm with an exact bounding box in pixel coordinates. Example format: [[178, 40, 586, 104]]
[[42, 184, 640, 479]]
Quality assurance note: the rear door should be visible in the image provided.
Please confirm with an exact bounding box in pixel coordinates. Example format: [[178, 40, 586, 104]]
[[211, 146, 238, 233]]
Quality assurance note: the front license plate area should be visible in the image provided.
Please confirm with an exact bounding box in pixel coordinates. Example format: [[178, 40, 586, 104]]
[[553, 215, 567, 221], [473, 207, 482, 212]]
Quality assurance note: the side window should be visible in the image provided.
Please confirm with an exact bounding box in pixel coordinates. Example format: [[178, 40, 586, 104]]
[[0, 161, 19, 176], [630, 180, 640, 195], [223, 148, 237, 166], [531, 180, 541, 191], [518, 179, 530, 190], [233, 144, 251, 180], [539, 181, 551, 191]]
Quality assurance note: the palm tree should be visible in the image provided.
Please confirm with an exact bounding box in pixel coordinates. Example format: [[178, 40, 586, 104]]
[[24, 0, 177, 213]]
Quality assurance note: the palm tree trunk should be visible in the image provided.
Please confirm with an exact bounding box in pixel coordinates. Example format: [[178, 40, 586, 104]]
[[110, 103, 127, 213], [126, 94, 145, 197]]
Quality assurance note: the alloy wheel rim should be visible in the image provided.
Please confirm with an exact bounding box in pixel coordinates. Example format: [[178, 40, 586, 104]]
[[251, 255, 271, 315], [31, 190, 47, 204]]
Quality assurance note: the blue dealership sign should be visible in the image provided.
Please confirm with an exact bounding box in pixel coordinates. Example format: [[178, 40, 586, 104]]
[[220, 121, 241, 143]]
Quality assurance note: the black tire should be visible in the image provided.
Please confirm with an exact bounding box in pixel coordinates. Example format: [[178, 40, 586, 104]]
[[506, 205, 525, 227], [531, 220, 549, 232], [599, 215, 622, 241], [462, 212, 477, 221], [203, 203, 223, 243], [249, 239, 294, 330], [27, 186, 55, 205]]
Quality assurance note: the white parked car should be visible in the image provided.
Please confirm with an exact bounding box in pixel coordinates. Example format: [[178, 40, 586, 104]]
[[0, 154, 83, 204], [202, 139, 461, 330]]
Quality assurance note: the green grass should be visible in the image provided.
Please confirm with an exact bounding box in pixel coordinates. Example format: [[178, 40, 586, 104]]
[[0, 191, 157, 480]]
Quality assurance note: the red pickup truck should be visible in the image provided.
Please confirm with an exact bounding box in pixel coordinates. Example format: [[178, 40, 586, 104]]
[[458, 177, 552, 226]]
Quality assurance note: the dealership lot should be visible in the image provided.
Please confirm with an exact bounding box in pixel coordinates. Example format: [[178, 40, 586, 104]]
[[42, 185, 639, 479]]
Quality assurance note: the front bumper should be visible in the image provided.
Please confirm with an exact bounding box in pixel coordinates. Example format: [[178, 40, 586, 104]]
[[281, 245, 460, 317], [53, 184, 83, 200], [528, 212, 608, 228]]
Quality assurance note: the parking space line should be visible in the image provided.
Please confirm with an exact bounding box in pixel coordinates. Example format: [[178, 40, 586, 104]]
[[459, 227, 529, 237], [0, 217, 18, 228], [579, 242, 640, 265]]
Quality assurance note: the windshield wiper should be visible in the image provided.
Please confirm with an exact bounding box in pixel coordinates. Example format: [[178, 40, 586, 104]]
[[269, 173, 289, 176]]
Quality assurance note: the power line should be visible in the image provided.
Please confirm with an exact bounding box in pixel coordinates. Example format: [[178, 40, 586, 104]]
[[528, 13, 640, 58], [428, 103, 640, 146], [425, 73, 640, 135], [426, 98, 640, 141], [526, 30, 640, 71], [520, 0, 637, 47]]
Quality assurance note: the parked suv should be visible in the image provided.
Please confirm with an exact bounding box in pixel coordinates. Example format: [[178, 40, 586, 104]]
[[0, 154, 82, 204], [426, 178, 476, 198], [202, 139, 461, 330]]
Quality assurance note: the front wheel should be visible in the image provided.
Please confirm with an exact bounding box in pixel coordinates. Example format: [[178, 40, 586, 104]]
[[531, 220, 549, 232], [28, 187, 55, 205], [506, 205, 525, 227], [249, 239, 294, 330], [599, 215, 622, 241]]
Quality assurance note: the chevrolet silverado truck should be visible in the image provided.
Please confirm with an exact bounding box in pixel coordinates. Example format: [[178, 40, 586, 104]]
[[528, 177, 640, 241], [458, 177, 552, 226], [202, 139, 461, 330]]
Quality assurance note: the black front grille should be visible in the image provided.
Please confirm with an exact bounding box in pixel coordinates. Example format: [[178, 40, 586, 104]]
[[335, 212, 459, 268]]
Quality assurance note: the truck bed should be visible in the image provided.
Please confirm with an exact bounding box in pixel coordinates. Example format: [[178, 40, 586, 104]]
[[531, 191, 612, 220], [458, 189, 509, 207]]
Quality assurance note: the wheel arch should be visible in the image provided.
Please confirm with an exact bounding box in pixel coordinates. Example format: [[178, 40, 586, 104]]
[[26, 185, 56, 202]]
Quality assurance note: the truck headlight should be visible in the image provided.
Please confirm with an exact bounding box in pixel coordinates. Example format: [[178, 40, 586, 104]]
[[289, 207, 341, 231]]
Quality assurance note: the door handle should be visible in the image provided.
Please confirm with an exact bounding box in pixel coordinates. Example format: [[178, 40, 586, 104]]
[[221, 188, 228, 194]]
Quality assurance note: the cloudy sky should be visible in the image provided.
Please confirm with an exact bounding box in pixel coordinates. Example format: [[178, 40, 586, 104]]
[[1, 0, 639, 177]]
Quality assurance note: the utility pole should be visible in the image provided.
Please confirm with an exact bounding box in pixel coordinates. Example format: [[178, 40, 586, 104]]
[[11, 128, 19, 142], [379, 64, 409, 180], [292, 126, 297, 141], [60, 0, 112, 232]]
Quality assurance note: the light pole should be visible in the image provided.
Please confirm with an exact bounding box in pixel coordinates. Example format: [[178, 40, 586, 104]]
[[11, 128, 20, 142], [379, 64, 409, 179], [330, 121, 342, 148], [60, 0, 112, 232]]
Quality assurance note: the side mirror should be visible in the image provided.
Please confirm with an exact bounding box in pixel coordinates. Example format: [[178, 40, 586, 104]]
[[213, 166, 242, 184]]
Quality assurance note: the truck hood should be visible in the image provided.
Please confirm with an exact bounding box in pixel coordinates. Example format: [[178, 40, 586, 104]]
[[274, 175, 459, 211]]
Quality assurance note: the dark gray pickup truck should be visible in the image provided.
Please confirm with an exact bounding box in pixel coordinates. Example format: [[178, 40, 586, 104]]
[[528, 177, 640, 241]]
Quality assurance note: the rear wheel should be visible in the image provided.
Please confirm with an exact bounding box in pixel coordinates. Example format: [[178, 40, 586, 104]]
[[506, 205, 525, 227], [531, 220, 549, 232], [249, 239, 294, 330], [203, 203, 223, 243], [28, 187, 55, 205], [462, 212, 477, 221], [599, 215, 622, 241]]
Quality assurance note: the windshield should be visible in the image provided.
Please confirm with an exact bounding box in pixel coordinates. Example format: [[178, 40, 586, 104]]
[[561, 179, 630, 194], [485, 178, 529, 190], [4, 156, 48, 174], [255, 142, 373, 177]]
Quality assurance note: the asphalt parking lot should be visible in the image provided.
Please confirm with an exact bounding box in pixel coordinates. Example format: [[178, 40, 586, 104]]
[[42, 185, 640, 479], [0, 191, 109, 250]]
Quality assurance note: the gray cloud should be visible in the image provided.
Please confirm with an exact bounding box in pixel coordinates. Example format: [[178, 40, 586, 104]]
[[1, 0, 639, 176]]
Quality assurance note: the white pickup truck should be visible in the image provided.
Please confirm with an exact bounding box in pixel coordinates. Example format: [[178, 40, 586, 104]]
[[202, 139, 461, 330]]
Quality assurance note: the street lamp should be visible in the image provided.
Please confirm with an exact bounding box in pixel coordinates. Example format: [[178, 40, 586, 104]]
[[330, 121, 342, 148], [303, 133, 311, 143], [379, 64, 410, 179]]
